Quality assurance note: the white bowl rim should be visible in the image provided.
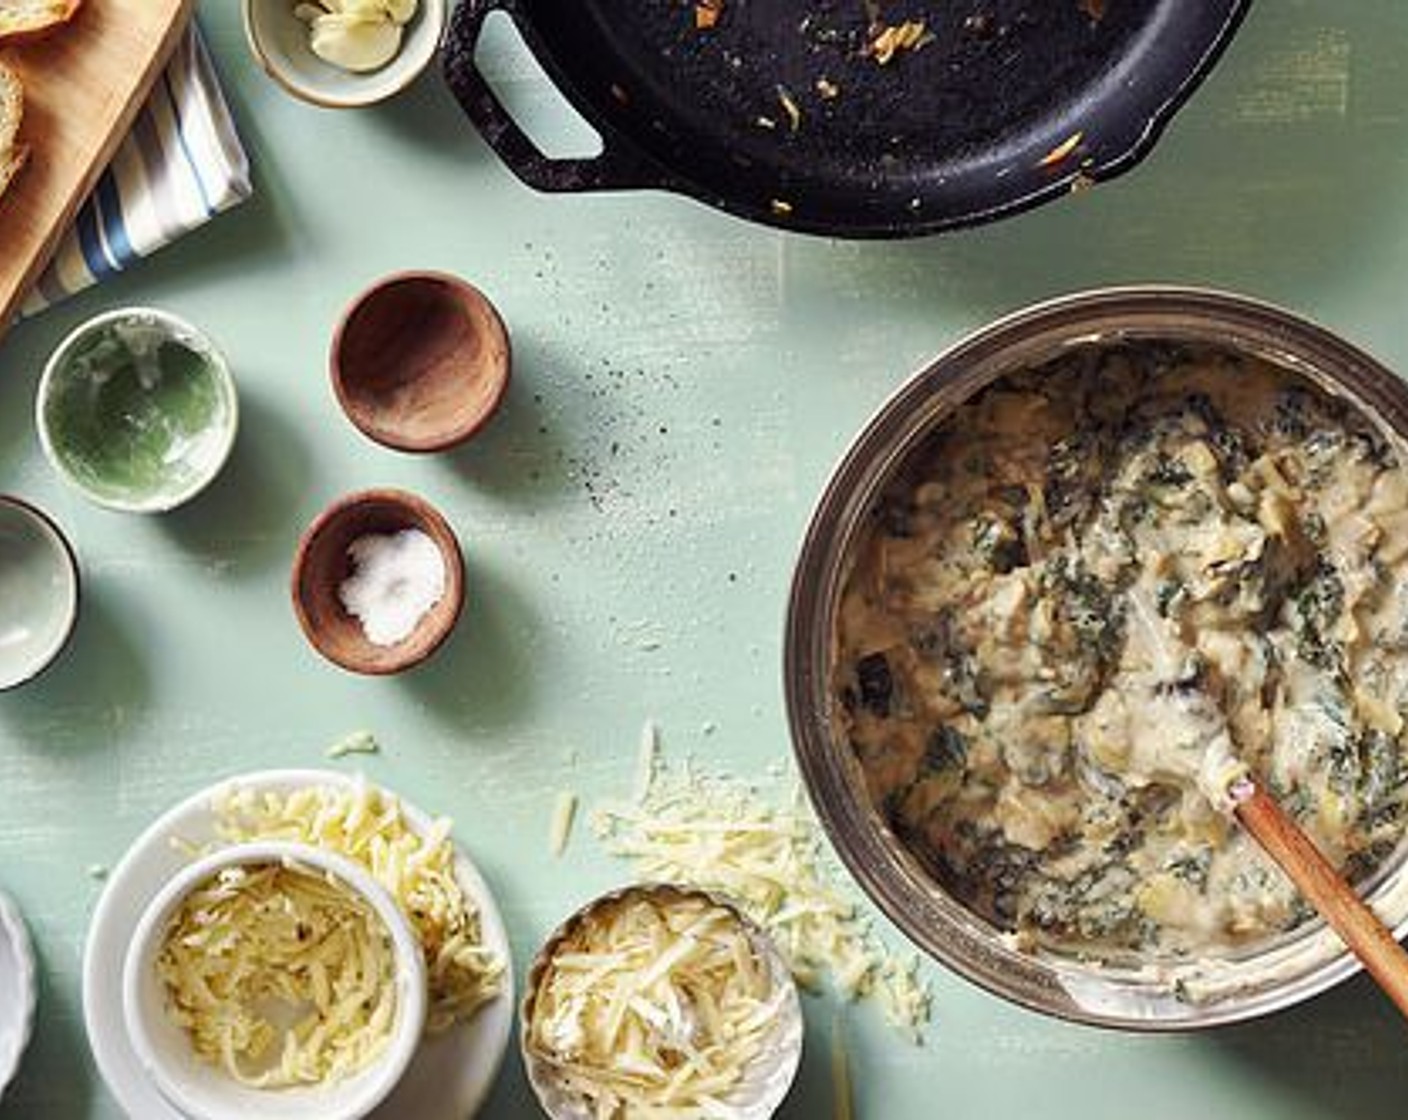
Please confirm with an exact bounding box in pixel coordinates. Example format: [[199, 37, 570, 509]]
[[0, 889, 37, 1104], [35, 306, 240, 515], [122, 839, 428, 1120], [83, 768, 515, 1120], [0, 495, 80, 692]]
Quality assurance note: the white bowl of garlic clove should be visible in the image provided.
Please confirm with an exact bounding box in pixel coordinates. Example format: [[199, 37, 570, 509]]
[[243, 0, 447, 109]]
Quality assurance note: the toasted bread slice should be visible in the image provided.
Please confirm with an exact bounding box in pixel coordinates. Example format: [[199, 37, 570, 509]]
[[0, 62, 25, 205], [0, 61, 20, 151], [0, 0, 82, 46], [0, 142, 29, 200]]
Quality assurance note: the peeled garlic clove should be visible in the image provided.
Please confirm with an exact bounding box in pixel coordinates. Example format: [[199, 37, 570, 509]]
[[338, 0, 387, 18], [309, 12, 403, 72], [383, 0, 419, 24]]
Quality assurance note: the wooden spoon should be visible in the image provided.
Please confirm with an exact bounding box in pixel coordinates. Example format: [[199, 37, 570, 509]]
[[1115, 587, 1408, 1012], [1230, 776, 1408, 1019]]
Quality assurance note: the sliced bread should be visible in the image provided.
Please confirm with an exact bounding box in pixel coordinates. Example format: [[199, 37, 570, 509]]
[[0, 0, 82, 45], [0, 61, 25, 206], [0, 61, 21, 154]]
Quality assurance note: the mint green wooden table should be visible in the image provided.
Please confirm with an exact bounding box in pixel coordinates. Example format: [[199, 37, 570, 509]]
[[3, 2, 1408, 1116]]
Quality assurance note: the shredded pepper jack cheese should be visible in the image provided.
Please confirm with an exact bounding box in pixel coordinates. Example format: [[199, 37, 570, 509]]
[[528, 893, 786, 1118], [594, 740, 931, 1041], [156, 862, 397, 1087], [211, 780, 504, 1034]]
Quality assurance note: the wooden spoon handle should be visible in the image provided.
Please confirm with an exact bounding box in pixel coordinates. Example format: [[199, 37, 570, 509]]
[[1232, 779, 1408, 1020]]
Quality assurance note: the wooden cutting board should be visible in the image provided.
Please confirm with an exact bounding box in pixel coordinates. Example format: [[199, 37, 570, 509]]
[[0, 0, 196, 334]]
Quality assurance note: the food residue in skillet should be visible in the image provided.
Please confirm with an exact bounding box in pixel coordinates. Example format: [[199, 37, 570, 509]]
[[1037, 130, 1085, 169], [695, 0, 724, 30], [865, 18, 932, 65], [687, 3, 1106, 137]]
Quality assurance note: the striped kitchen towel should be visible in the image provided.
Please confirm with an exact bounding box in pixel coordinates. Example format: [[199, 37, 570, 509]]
[[22, 23, 252, 317]]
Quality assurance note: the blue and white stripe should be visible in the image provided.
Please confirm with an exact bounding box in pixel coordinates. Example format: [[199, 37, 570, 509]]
[[22, 23, 252, 317]]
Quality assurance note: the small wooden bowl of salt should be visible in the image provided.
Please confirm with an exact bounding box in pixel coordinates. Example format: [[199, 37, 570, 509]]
[[292, 489, 464, 675]]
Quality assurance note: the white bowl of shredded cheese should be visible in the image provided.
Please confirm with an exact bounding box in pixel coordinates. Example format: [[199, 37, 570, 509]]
[[123, 841, 428, 1120]]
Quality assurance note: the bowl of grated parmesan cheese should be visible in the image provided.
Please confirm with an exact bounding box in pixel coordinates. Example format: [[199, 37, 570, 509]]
[[123, 841, 428, 1120], [522, 884, 803, 1120]]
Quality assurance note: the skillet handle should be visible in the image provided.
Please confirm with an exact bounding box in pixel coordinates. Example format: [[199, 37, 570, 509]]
[[442, 0, 665, 193]]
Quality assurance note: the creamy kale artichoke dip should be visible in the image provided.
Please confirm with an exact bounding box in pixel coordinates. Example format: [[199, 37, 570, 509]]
[[836, 343, 1408, 963]]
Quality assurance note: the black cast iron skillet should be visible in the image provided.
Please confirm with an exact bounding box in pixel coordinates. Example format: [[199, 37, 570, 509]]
[[443, 1, 1250, 239]]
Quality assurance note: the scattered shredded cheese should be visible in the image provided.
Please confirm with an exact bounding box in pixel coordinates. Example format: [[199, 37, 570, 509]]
[[592, 743, 932, 1042], [326, 729, 380, 760], [210, 779, 503, 1033], [528, 892, 786, 1117], [155, 861, 396, 1087], [634, 719, 660, 805], [549, 791, 578, 858]]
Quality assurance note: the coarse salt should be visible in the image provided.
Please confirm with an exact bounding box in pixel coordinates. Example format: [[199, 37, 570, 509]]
[[338, 529, 446, 646]]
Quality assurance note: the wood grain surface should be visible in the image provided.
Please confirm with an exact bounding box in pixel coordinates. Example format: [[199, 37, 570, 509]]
[[0, 0, 195, 333]]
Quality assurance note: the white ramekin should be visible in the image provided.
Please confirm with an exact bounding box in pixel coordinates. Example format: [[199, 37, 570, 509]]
[[123, 840, 427, 1120]]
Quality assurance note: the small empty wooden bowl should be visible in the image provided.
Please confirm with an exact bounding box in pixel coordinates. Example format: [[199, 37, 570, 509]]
[[291, 489, 465, 675], [332, 272, 511, 453]]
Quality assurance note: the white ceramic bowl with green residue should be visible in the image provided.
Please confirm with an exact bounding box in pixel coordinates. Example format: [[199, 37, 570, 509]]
[[37, 308, 240, 514]]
